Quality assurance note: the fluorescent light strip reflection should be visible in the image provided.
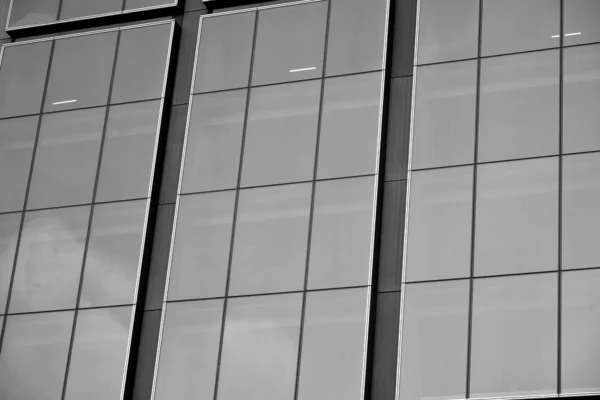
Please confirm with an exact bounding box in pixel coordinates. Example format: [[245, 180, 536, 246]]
[[52, 99, 77, 105], [289, 66, 317, 73], [552, 32, 582, 38]]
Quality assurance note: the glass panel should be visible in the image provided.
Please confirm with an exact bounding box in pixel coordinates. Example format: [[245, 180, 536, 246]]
[[474, 158, 558, 276], [96, 100, 161, 203], [154, 300, 223, 400], [59, 0, 122, 20], [417, 0, 479, 65], [0, 213, 20, 313], [27, 107, 105, 210], [194, 11, 255, 93], [229, 183, 311, 296], [481, 0, 559, 56], [44, 31, 118, 112], [181, 90, 247, 193], [9, 206, 90, 314], [412, 61, 477, 170], [326, 0, 387, 76], [317, 72, 382, 180], [80, 200, 147, 308], [7, 0, 59, 28], [478, 50, 559, 163], [111, 23, 172, 104], [0, 41, 52, 118], [470, 274, 557, 398], [251, 2, 326, 86], [406, 167, 473, 282], [308, 176, 375, 289], [241, 80, 320, 187], [125, 0, 174, 10], [0, 311, 73, 400], [217, 293, 302, 400], [0, 116, 38, 213], [564, 0, 600, 46], [167, 191, 235, 301], [399, 281, 470, 400], [64, 306, 133, 400], [297, 288, 369, 400]]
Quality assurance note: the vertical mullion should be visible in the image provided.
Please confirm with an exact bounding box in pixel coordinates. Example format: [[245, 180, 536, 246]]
[[557, 0, 564, 395], [57, 0, 64, 20]]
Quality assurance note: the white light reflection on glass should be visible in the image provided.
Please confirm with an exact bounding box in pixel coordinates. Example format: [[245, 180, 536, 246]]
[[52, 99, 77, 105], [289, 67, 317, 73]]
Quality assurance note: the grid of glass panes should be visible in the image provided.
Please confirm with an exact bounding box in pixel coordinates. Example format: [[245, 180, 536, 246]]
[[0, 20, 174, 400], [399, 1, 600, 399]]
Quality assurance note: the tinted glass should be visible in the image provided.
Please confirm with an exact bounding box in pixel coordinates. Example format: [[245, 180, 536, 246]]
[[0, 42, 52, 118], [308, 176, 375, 289], [125, 0, 175, 10], [9, 206, 90, 314], [7, 0, 59, 28], [478, 50, 559, 163], [241, 80, 320, 187], [470, 274, 557, 398], [474, 158, 558, 276], [564, 0, 600, 46], [168, 191, 235, 301], [317, 72, 382, 180], [59, 0, 122, 20], [27, 107, 105, 210], [217, 293, 302, 400], [0, 213, 20, 313], [406, 167, 473, 282]]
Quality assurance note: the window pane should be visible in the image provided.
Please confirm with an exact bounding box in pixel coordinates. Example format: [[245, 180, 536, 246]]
[[308, 176, 375, 289], [0, 311, 73, 400], [27, 107, 105, 210], [0, 42, 52, 118], [481, 0, 559, 56], [59, 0, 122, 20], [412, 61, 477, 170], [564, 0, 600, 46], [0, 213, 20, 313], [317, 72, 382, 180], [474, 158, 558, 276], [194, 11, 255, 93], [217, 293, 302, 400], [7, 0, 59, 28], [0, 116, 38, 213], [9, 206, 90, 314], [44, 31, 118, 112], [154, 300, 223, 400], [297, 288, 369, 400], [241, 80, 320, 187], [96, 100, 161, 203], [406, 167, 473, 282], [417, 0, 479, 65], [181, 90, 247, 193], [80, 200, 147, 308], [64, 306, 133, 400], [252, 2, 326, 86], [478, 50, 559, 163], [399, 281, 470, 400], [125, 0, 174, 10], [470, 274, 557, 398], [167, 191, 235, 301]]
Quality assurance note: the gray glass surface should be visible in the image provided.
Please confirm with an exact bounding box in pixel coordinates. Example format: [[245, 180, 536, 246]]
[[417, 0, 479, 65], [9, 206, 90, 314], [167, 191, 235, 301], [326, 0, 387, 76], [229, 183, 311, 296], [194, 11, 255, 93], [44, 31, 118, 112], [217, 293, 302, 400], [0, 41, 52, 119], [125, 0, 175, 10], [297, 288, 369, 400], [111, 23, 172, 104], [474, 158, 558, 276], [470, 274, 557, 398], [7, 0, 59, 28], [399, 281, 470, 400], [251, 2, 326, 86], [0, 116, 38, 213], [59, 0, 122, 20], [406, 167, 473, 282], [412, 61, 477, 170], [96, 100, 161, 203], [27, 107, 105, 210], [564, 0, 600, 46], [80, 200, 147, 308], [181, 90, 247, 193], [154, 300, 223, 400], [308, 176, 375, 289], [478, 50, 559, 162], [317, 72, 382, 180], [64, 306, 133, 400], [0, 213, 20, 313], [241, 80, 320, 187], [481, 0, 559, 56]]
